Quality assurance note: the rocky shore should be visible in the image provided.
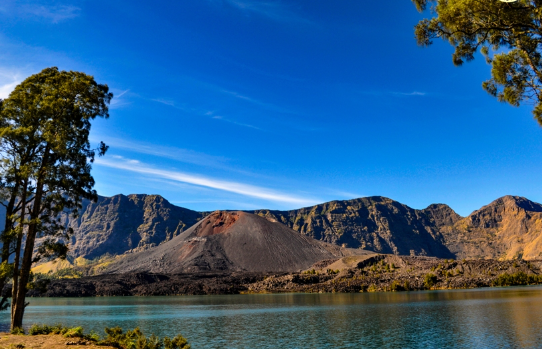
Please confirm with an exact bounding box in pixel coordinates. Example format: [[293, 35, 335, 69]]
[[27, 255, 542, 297]]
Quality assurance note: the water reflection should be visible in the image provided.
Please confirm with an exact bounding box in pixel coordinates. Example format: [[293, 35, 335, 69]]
[[0, 286, 541, 348]]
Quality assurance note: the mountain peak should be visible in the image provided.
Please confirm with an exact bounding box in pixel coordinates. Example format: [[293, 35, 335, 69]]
[[104, 211, 361, 274]]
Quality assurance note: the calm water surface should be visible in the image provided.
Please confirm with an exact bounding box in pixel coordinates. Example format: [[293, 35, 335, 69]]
[[1, 286, 542, 348]]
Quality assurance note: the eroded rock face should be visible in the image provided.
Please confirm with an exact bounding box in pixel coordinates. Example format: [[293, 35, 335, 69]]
[[61, 194, 206, 259], [253, 196, 458, 258], [22, 194, 542, 266], [441, 196, 542, 260]]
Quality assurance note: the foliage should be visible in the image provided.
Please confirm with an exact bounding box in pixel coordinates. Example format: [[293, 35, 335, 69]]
[[28, 323, 98, 341], [29, 323, 65, 335], [27, 324, 190, 348], [0, 67, 111, 329], [424, 273, 438, 289], [100, 327, 190, 349], [390, 280, 402, 291], [492, 271, 542, 286], [412, 0, 542, 123], [404, 280, 411, 291], [63, 326, 84, 338], [33, 268, 83, 281], [10, 327, 24, 335]]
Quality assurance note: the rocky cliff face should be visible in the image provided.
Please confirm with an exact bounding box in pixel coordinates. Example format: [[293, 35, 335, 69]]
[[253, 196, 458, 258], [29, 194, 542, 264], [441, 196, 542, 260], [61, 194, 206, 259]]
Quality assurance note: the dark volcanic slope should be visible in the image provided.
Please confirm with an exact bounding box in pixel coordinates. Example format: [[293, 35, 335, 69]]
[[105, 211, 364, 274], [253, 196, 458, 258], [60, 194, 206, 259]]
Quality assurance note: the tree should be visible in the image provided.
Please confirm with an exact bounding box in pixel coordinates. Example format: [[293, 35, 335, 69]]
[[0, 67, 112, 329], [412, 0, 542, 124]]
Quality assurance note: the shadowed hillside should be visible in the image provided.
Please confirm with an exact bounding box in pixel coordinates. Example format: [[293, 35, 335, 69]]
[[59, 194, 206, 259]]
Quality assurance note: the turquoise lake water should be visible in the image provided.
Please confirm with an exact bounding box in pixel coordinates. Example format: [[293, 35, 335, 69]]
[[1, 286, 542, 348]]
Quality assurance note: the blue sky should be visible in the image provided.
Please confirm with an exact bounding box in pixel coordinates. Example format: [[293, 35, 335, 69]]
[[1, 0, 541, 216]]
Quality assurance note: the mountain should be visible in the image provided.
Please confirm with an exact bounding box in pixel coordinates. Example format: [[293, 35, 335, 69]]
[[21, 193, 542, 267], [103, 211, 363, 273], [441, 195, 542, 260], [60, 194, 206, 259], [253, 196, 458, 258]]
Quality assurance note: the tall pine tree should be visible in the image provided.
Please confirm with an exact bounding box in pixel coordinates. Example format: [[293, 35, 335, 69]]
[[0, 67, 111, 329]]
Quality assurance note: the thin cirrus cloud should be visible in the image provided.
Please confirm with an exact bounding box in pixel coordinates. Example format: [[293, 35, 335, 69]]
[[360, 90, 427, 97], [0, 1, 80, 23], [0, 71, 21, 99], [220, 89, 301, 116], [217, 0, 310, 24], [95, 156, 319, 206], [109, 89, 131, 109], [90, 136, 230, 169], [392, 91, 426, 96], [212, 115, 262, 130]]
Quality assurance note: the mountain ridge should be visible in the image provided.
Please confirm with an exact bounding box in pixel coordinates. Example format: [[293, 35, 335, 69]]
[[30, 193, 542, 265]]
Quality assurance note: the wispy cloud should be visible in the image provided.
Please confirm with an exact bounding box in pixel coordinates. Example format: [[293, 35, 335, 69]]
[[0, 69, 22, 99], [0, 1, 80, 23], [95, 156, 318, 206], [218, 0, 310, 24], [212, 115, 261, 130], [91, 136, 230, 169], [151, 98, 177, 107], [392, 91, 426, 97], [109, 89, 131, 109], [221, 89, 300, 115], [360, 90, 427, 98], [21, 4, 80, 22]]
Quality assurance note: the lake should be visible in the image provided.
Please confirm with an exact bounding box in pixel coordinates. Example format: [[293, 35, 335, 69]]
[[1, 286, 542, 348]]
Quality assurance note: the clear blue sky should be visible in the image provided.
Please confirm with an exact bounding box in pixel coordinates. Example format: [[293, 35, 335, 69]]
[[1, 0, 541, 216]]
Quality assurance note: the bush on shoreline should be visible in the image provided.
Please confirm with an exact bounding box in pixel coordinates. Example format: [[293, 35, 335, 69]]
[[492, 271, 542, 287], [24, 324, 190, 349]]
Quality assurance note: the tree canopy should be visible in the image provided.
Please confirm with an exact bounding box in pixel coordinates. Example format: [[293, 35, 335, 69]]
[[0, 67, 111, 329], [412, 0, 542, 124]]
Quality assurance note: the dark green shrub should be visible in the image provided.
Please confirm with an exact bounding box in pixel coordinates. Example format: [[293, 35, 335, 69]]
[[492, 272, 542, 287], [404, 280, 410, 291], [424, 273, 438, 289], [390, 280, 402, 291], [11, 327, 24, 335], [100, 326, 190, 349], [164, 335, 191, 349], [29, 324, 53, 335], [64, 327, 84, 338]]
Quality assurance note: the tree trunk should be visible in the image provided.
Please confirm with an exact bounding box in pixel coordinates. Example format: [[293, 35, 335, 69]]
[[11, 149, 48, 330], [0, 180, 20, 311], [11, 179, 28, 323]]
